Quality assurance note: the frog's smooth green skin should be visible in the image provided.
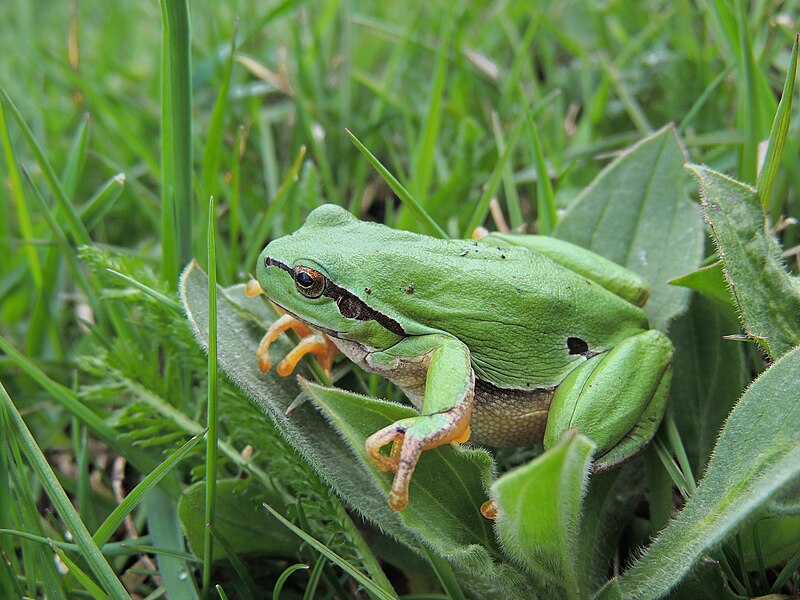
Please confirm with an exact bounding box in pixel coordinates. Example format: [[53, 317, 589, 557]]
[[255, 204, 673, 511]]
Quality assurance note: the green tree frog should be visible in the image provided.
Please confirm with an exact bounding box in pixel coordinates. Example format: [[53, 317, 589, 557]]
[[253, 204, 672, 511]]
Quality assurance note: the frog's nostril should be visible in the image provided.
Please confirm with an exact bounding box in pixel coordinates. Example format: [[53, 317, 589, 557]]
[[264, 256, 272, 268]]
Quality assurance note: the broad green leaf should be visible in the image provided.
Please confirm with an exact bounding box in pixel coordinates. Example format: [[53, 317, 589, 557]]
[[180, 262, 523, 591], [618, 344, 800, 598], [492, 431, 595, 599], [665, 558, 744, 600], [178, 479, 300, 560], [687, 164, 800, 358], [736, 513, 800, 569], [299, 380, 496, 553], [668, 262, 735, 313], [555, 125, 703, 331], [669, 294, 746, 476]]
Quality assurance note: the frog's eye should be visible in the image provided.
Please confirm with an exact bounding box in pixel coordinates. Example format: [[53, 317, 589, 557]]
[[293, 266, 326, 298]]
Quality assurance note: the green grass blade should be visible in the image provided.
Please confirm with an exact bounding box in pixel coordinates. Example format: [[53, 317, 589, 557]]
[[21, 166, 100, 318], [599, 56, 653, 134], [756, 34, 798, 211], [202, 195, 219, 597], [244, 145, 307, 269], [160, 0, 194, 288], [463, 115, 525, 237], [105, 269, 182, 311], [491, 112, 523, 230], [273, 564, 309, 600], [1, 402, 66, 599], [768, 549, 800, 594], [60, 113, 90, 200], [0, 98, 42, 288], [263, 503, 397, 600], [345, 129, 447, 238], [48, 542, 109, 600], [0, 85, 90, 246], [420, 545, 467, 600], [145, 488, 200, 600], [410, 8, 451, 203], [524, 97, 557, 235], [201, 21, 238, 206], [1, 383, 130, 599], [209, 526, 259, 600], [677, 63, 735, 135], [92, 431, 205, 548], [80, 173, 126, 231]]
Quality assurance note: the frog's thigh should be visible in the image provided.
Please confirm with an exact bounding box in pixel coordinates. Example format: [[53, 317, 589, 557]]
[[544, 329, 672, 466]]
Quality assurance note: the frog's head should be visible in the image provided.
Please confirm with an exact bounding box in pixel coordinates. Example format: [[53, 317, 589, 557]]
[[256, 204, 406, 349]]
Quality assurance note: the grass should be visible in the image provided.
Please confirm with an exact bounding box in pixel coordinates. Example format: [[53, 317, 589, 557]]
[[0, 1, 799, 598]]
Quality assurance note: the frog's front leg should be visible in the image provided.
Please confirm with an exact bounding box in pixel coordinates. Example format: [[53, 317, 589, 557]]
[[544, 329, 673, 470], [364, 335, 474, 512]]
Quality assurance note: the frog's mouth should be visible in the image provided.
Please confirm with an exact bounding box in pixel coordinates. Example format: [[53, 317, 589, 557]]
[[267, 299, 346, 340]]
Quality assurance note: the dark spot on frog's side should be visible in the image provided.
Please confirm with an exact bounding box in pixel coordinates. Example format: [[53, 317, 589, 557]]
[[567, 336, 589, 355], [404, 284, 415, 294], [365, 287, 372, 294]]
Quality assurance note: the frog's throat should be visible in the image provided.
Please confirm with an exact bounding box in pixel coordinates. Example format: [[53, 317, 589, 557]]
[[264, 257, 407, 337]]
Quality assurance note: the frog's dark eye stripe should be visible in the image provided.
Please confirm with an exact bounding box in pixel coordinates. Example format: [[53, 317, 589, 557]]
[[293, 266, 326, 298], [323, 281, 406, 336], [264, 256, 292, 274], [267, 257, 406, 336]]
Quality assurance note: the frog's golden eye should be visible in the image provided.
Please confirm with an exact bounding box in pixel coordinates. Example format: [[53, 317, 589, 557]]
[[294, 266, 326, 298]]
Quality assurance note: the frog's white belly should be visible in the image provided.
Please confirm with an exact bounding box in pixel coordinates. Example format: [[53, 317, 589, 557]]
[[331, 337, 554, 447]]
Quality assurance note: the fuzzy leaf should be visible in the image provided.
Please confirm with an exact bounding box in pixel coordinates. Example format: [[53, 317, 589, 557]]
[[299, 380, 498, 554], [492, 431, 595, 599], [687, 164, 800, 358], [618, 344, 800, 597], [555, 125, 703, 331]]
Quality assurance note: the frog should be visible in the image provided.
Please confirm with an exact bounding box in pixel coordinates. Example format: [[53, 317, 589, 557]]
[[252, 204, 673, 512]]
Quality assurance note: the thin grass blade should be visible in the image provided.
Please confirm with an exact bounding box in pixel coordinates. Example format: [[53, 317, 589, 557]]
[[263, 503, 397, 600], [1, 383, 130, 599], [756, 34, 798, 210], [202, 195, 219, 597], [48, 542, 109, 600], [346, 129, 447, 238], [463, 115, 525, 237], [92, 431, 204, 548], [201, 20, 238, 206], [80, 173, 126, 231], [159, 0, 194, 288]]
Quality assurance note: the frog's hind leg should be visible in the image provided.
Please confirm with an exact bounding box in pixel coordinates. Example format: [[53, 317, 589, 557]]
[[544, 329, 673, 470]]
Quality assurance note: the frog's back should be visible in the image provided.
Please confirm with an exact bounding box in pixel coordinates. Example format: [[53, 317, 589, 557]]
[[348, 231, 650, 389]]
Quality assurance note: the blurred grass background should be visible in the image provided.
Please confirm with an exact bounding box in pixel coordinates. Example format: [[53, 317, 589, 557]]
[[1, 0, 799, 597]]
